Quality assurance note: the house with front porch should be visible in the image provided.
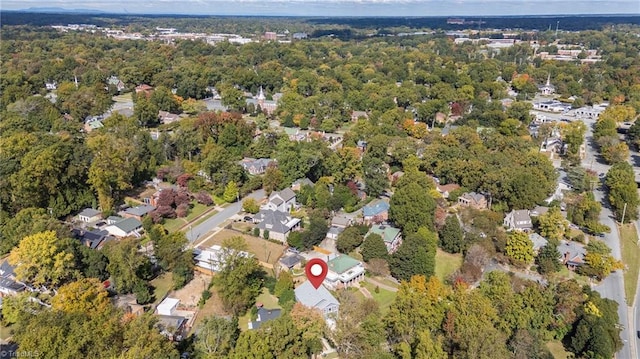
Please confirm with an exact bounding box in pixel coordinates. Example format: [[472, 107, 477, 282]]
[[253, 209, 301, 243], [295, 280, 340, 320], [324, 254, 365, 289]]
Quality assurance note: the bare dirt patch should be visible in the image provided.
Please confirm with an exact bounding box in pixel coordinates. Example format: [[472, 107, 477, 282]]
[[198, 229, 286, 268], [170, 272, 211, 310]]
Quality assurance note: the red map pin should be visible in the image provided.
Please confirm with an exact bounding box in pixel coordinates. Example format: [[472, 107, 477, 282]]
[[305, 258, 328, 289]]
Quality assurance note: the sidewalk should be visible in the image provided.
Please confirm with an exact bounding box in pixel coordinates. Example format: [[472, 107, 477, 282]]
[[364, 277, 398, 292]]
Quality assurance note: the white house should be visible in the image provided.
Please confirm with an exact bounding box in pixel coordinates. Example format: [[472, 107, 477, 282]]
[[104, 217, 143, 238], [156, 297, 180, 316], [194, 245, 252, 274], [503, 210, 533, 231], [324, 254, 366, 289], [262, 188, 297, 213], [77, 208, 102, 223]]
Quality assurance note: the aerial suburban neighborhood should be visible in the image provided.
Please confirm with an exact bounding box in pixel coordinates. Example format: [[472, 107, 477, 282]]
[[0, 7, 639, 359]]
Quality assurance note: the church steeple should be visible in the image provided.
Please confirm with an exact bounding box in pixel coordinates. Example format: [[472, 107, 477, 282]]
[[257, 86, 266, 108]]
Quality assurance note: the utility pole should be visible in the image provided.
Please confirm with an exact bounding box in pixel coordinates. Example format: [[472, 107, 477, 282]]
[[621, 202, 627, 225]]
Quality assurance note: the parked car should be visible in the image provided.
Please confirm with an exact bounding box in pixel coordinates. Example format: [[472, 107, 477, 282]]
[[243, 216, 253, 222]]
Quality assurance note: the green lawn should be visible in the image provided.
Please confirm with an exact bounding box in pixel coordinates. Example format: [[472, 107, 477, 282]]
[[163, 202, 213, 233], [435, 249, 463, 282], [546, 340, 570, 359], [619, 223, 640, 305], [370, 276, 399, 289], [361, 281, 397, 314], [151, 272, 174, 305]]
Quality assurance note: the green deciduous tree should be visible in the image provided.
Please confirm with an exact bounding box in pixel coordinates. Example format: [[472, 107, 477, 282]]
[[195, 316, 239, 358], [213, 237, 266, 315], [0, 207, 69, 255], [223, 181, 239, 203], [390, 182, 436, 234], [390, 227, 437, 281], [336, 226, 365, 254], [102, 238, 152, 294], [8, 231, 76, 287], [51, 278, 111, 314], [505, 231, 534, 266], [363, 154, 389, 198], [538, 207, 569, 241], [605, 162, 639, 222]]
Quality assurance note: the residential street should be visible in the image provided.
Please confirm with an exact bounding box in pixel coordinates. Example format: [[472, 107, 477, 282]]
[[185, 189, 265, 243], [582, 116, 634, 359]]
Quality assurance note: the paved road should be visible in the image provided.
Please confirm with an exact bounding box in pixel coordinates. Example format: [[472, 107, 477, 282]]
[[185, 189, 265, 243], [582, 116, 633, 359]]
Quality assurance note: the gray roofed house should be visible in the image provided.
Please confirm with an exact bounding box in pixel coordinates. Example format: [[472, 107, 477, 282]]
[[294, 280, 339, 319], [279, 253, 304, 269], [0, 260, 25, 295], [104, 217, 143, 238], [559, 240, 586, 270], [0, 276, 26, 295], [457, 192, 488, 210], [240, 158, 276, 175], [78, 208, 102, 223], [530, 206, 550, 217], [0, 260, 16, 278], [504, 210, 533, 231], [528, 233, 548, 252], [254, 209, 301, 243], [327, 225, 345, 240], [156, 315, 187, 341], [331, 216, 352, 228], [72, 228, 111, 249], [263, 188, 297, 212], [249, 306, 282, 329], [123, 204, 156, 220], [291, 177, 314, 191]]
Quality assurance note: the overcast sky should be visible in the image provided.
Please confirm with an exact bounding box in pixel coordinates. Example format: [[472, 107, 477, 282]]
[[2, 0, 639, 16]]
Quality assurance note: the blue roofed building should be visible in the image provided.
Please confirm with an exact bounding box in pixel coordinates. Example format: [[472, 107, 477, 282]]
[[362, 199, 390, 224]]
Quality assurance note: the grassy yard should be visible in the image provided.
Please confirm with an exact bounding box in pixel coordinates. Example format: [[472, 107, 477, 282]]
[[361, 281, 397, 314], [435, 249, 463, 282], [163, 202, 214, 233], [619, 223, 640, 305], [546, 340, 570, 359], [553, 266, 590, 287], [150, 272, 174, 306]]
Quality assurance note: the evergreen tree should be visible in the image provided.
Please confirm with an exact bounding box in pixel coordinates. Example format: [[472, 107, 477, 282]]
[[390, 227, 436, 281], [439, 215, 465, 253], [361, 233, 389, 262]]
